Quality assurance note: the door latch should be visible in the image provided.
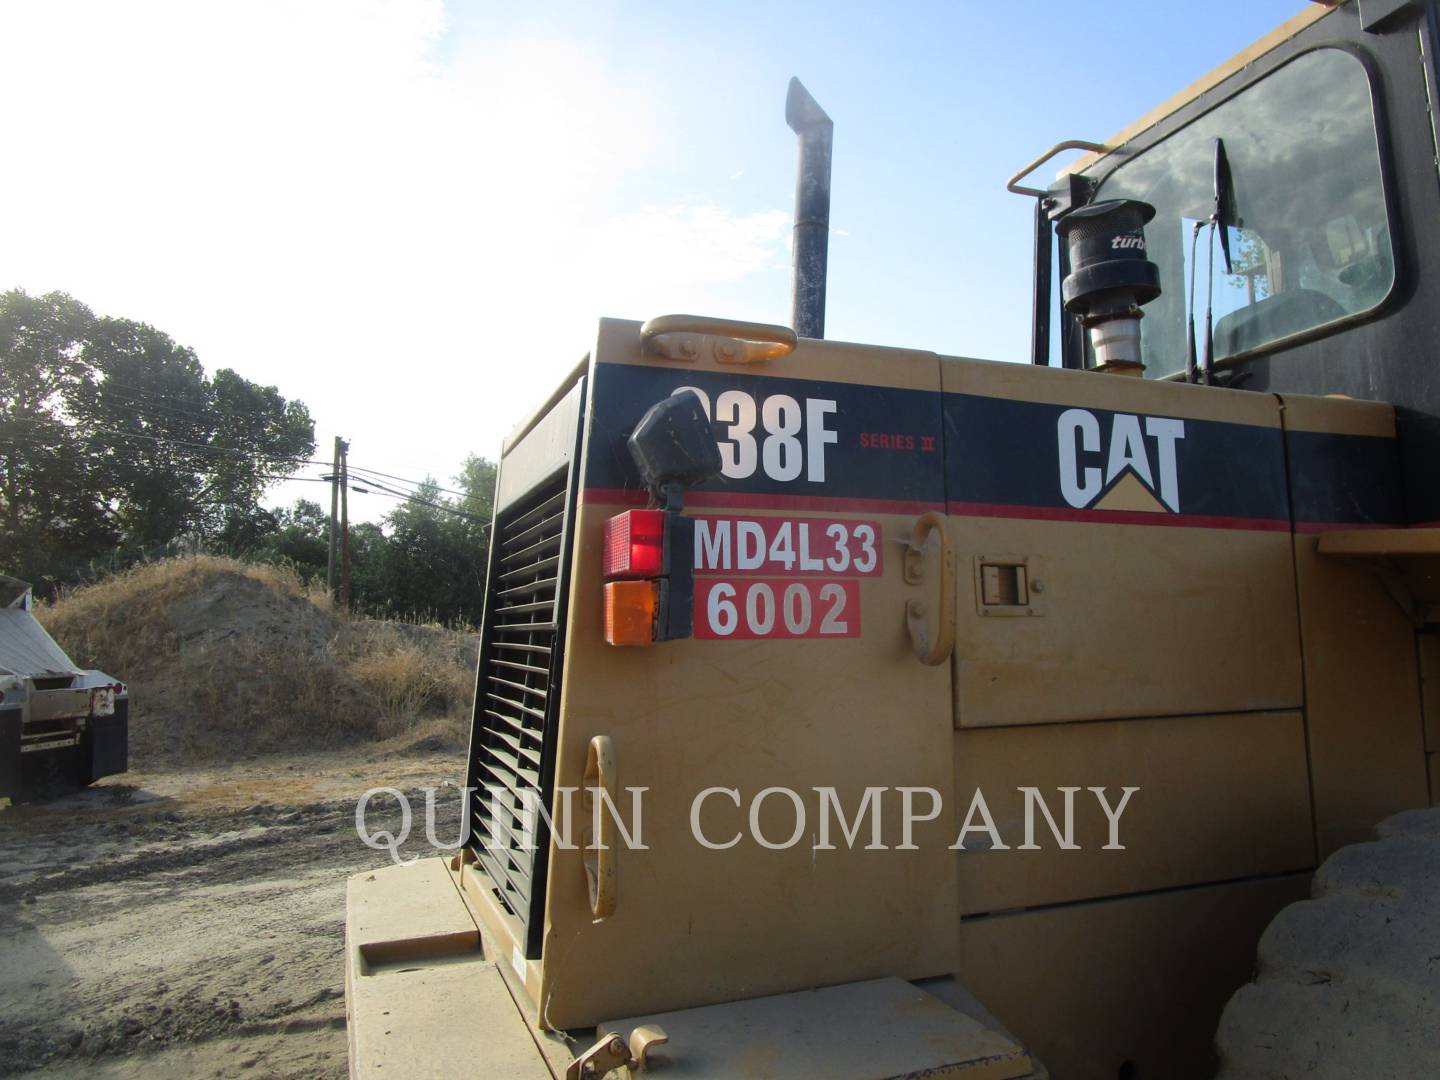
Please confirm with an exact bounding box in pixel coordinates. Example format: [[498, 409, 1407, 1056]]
[[973, 554, 1044, 617]]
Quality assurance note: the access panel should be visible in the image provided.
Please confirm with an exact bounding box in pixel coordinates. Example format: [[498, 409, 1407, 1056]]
[[940, 358, 1302, 728]]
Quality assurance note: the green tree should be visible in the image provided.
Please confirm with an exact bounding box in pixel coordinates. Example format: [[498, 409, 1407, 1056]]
[[1, 286, 500, 622], [0, 288, 315, 591], [74, 316, 212, 546], [355, 458, 496, 624], [368, 479, 464, 620], [204, 368, 315, 541], [452, 454, 497, 601], [74, 320, 316, 548], [0, 290, 114, 581], [251, 498, 330, 580]]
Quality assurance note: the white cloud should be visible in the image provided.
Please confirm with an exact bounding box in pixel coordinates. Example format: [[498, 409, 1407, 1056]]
[[583, 202, 790, 307], [0, 1, 791, 522]]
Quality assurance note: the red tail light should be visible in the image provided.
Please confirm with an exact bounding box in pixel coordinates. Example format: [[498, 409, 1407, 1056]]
[[603, 509, 666, 579]]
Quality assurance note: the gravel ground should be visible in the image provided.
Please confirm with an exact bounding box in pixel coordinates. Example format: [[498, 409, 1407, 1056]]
[[0, 747, 465, 1079]]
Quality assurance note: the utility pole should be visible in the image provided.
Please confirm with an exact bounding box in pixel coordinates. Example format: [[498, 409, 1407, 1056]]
[[339, 438, 352, 611], [327, 435, 341, 596]]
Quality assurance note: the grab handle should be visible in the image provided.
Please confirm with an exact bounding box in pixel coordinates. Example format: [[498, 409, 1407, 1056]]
[[582, 736, 618, 918], [641, 314, 797, 364], [904, 512, 955, 666]]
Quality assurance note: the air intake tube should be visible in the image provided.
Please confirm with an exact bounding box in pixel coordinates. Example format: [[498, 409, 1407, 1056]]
[[1057, 199, 1161, 375]]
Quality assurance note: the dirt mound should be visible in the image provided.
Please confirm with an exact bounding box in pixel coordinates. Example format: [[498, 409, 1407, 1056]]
[[39, 556, 477, 766], [168, 567, 337, 654]]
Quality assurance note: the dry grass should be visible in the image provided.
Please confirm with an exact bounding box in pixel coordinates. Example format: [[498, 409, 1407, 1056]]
[[38, 555, 476, 765], [347, 624, 475, 739]]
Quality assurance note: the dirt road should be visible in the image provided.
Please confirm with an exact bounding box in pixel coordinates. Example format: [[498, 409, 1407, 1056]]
[[0, 744, 466, 1079]]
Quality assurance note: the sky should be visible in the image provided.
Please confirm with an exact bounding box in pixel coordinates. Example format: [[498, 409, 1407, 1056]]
[[0, 0, 1308, 523]]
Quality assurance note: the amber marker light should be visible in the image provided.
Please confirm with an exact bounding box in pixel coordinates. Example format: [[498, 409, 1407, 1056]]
[[604, 580, 658, 646]]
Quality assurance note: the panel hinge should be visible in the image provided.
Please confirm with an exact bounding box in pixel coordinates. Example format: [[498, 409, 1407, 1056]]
[[565, 1025, 669, 1079]]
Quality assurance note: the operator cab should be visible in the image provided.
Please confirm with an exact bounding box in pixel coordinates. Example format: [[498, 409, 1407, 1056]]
[[1021, 11, 1411, 390], [1101, 47, 1394, 378]]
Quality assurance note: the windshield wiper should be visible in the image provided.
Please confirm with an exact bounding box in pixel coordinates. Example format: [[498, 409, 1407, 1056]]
[[1192, 137, 1236, 384], [1213, 136, 1235, 274]]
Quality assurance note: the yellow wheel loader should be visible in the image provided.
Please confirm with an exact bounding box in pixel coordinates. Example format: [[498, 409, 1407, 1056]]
[[345, 2, 1440, 1076]]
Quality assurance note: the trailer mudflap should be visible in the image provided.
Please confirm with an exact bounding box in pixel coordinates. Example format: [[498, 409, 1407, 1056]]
[[345, 857, 551, 1080], [86, 701, 129, 784], [0, 708, 20, 797]]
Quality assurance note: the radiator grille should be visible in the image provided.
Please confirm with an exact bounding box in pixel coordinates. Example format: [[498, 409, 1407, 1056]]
[[468, 475, 572, 955]]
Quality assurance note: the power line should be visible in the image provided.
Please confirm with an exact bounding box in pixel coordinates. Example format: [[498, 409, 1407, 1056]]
[[90, 387, 214, 424], [1, 415, 297, 462], [0, 419, 486, 511], [3, 418, 464, 493], [349, 476, 492, 526], [94, 376, 208, 404], [92, 377, 315, 437], [8, 376, 282, 430], [309, 471, 490, 525], [0, 435, 491, 530], [74, 387, 477, 501], [97, 381, 305, 432], [344, 463, 470, 500], [259, 472, 491, 526], [92, 377, 257, 417]]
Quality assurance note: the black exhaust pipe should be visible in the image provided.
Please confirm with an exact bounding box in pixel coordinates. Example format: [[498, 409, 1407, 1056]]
[[786, 78, 832, 340]]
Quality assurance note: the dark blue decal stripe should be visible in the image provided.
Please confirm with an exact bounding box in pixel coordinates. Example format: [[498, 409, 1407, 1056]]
[[585, 363, 946, 508], [584, 363, 1395, 530], [1285, 430, 1404, 530], [943, 394, 1291, 525]]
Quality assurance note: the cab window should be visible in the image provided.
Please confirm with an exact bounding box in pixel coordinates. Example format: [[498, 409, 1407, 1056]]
[[1093, 47, 1394, 378]]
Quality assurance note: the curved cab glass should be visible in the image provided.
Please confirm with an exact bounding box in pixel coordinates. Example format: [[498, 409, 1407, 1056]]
[[1096, 48, 1395, 378]]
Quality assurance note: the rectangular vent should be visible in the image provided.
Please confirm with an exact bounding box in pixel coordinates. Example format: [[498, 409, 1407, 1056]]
[[467, 473, 573, 956]]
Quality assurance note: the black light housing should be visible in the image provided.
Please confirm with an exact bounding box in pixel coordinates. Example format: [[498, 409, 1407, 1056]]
[[624, 392, 723, 641], [627, 392, 723, 499]]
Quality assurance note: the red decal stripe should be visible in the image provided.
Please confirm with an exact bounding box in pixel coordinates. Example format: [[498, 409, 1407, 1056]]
[[946, 501, 1291, 532], [1293, 520, 1405, 534], [582, 487, 943, 515], [585, 489, 1398, 532]]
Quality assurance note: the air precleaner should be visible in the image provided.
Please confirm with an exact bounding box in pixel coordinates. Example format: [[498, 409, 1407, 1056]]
[[1058, 199, 1161, 374]]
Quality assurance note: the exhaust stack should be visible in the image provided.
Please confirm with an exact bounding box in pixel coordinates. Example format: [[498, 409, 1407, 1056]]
[[786, 78, 833, 340]]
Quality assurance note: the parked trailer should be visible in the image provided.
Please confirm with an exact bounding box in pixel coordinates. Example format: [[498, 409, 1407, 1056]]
[[0, 576, 128, 799]]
